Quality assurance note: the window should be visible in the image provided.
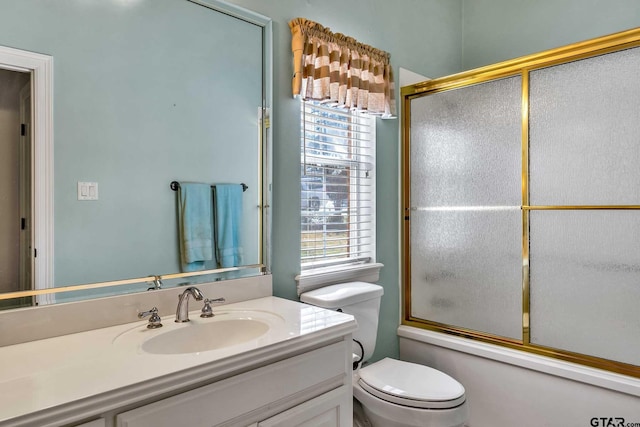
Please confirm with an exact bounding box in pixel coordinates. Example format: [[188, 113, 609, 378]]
[[300, 101, 376, 272]]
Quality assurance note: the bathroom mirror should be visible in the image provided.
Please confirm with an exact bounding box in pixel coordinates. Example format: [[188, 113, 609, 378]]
[[0, 0, 272, 309]]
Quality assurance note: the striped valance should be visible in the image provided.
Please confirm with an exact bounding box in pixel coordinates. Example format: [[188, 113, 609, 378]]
[[289, 17, 396, 118]]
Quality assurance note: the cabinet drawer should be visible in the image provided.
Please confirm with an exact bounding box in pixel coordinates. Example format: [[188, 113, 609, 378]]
[[117, 342, 348, 427]]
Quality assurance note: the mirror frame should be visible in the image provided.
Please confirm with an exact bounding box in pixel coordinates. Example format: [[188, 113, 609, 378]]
[[0, 0, 273, 305]]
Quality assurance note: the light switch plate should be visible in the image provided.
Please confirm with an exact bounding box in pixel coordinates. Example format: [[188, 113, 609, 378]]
[[78, 182, 99, 200]]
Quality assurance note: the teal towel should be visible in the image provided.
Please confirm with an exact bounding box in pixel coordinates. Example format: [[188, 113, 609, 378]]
[[178, 183, 214, 272], [214, 184, 243, 267]]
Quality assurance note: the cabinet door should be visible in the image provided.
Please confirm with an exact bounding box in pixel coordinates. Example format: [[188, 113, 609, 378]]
[[258, 386, 351, 427]]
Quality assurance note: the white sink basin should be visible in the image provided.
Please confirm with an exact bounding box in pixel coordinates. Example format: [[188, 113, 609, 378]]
[[143, 318, 269, 354], [114, 309, 284, 355]]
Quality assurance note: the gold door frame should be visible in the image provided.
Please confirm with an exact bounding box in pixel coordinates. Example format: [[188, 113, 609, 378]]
[[401, 27, 640, 378]]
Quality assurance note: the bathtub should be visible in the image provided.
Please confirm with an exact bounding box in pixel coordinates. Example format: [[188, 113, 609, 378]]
[[398, 325, 640, 427]]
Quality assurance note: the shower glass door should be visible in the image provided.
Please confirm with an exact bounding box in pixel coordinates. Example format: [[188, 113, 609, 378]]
[[407, 75, 523, 340], [402, 29, 640, 377]]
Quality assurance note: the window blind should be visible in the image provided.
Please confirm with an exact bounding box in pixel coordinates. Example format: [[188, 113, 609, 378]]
[[300, 101, 376, 271]]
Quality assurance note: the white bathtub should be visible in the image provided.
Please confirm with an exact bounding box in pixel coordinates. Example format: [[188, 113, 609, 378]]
[[398, 325, 640, 427]]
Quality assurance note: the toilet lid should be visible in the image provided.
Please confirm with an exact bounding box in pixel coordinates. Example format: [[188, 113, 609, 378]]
[[358, 358, 466, 409]]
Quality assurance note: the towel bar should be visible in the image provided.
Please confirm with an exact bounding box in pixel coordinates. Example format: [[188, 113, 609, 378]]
[[170, 181, 248, 192]]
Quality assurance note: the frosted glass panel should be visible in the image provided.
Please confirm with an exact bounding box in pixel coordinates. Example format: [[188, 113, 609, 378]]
[[529, 47, 640, 205], [530, 210, 640, 365], [410, 209, 522, 339], [410, 76, 522, 208]]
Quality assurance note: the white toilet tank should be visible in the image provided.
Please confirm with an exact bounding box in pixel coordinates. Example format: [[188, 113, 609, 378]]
[[300, 282, 384, 363]]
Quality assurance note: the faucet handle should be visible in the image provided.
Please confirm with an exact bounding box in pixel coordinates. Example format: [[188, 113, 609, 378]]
[[146, 275, 163, 291], [138, 307, 163, 329], [200, 297, 226, 318]]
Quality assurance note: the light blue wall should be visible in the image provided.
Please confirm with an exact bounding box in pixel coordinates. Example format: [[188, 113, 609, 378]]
[[462, 0, 640, 70], [224, 0, 463, 361]]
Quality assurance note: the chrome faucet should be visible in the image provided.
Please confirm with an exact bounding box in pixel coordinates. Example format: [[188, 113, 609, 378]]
[[175, 286, 205, 323], [147, 275, 163, 291]]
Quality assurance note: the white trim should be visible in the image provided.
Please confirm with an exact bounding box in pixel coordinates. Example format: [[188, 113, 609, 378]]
[[398, 325, 640, 398], [398, 68, 430, 87], [296, 262, 384, 295], [186, 0, 271, 26], [0, 45, 54, 303]]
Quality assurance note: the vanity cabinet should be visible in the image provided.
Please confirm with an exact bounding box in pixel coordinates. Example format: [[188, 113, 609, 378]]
[[0, 296, 357, 427], [115, 341, 352, 427], [256, 386, 349, 427]]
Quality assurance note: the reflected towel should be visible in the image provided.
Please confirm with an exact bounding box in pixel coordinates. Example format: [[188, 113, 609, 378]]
[[213, 184, 244, 268], [178, 183, 213, 272]]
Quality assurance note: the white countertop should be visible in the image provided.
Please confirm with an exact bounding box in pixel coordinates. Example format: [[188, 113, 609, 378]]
[[0, 296, 356, 425]]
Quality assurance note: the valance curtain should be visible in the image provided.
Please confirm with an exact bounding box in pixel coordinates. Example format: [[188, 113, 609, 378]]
[[289, 17, 396, 118]]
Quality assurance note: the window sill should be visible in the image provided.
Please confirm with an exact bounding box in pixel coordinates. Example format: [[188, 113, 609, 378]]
[[295, 262, 384, 295]]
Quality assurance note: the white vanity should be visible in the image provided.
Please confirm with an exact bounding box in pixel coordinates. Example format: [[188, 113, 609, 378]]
[[0, 279, 357, 427]]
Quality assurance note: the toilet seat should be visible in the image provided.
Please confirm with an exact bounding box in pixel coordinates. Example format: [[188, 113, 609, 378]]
[[357, 358, 466, 410]]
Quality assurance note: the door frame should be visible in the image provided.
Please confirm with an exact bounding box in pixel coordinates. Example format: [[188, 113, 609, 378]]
[[0, 45, 53, 303]]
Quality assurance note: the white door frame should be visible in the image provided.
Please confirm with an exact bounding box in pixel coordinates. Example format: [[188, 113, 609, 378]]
[[0, 45, 53, 303]]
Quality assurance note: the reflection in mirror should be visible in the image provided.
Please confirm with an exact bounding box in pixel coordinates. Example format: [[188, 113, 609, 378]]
[[0, 68, 31, 309], [1, 265, 265, 310], [0, 0, 271, 310]]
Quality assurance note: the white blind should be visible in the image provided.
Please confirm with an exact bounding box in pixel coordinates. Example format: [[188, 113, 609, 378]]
[[300, 101, 376, 270]]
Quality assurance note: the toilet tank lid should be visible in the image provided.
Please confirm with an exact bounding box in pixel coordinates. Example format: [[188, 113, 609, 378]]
[[300, 282, 383, 308]]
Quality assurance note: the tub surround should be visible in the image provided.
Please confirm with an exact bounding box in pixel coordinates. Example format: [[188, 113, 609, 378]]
[[0, 283, 357, 426]]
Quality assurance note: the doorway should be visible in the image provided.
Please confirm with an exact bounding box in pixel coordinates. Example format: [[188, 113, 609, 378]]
[[0, 45, 53, 308], [0, 68, 31, 308]]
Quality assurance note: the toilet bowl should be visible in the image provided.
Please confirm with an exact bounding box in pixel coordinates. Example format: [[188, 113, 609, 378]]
[[354, 358, 467, 427], [300, 282, 469, 427]]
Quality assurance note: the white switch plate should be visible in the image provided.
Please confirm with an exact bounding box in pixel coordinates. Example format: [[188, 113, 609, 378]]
[[78, 182, 99, 200]]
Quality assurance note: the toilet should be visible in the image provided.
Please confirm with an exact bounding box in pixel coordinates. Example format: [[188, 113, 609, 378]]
[[300, 282, 468, 427]]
